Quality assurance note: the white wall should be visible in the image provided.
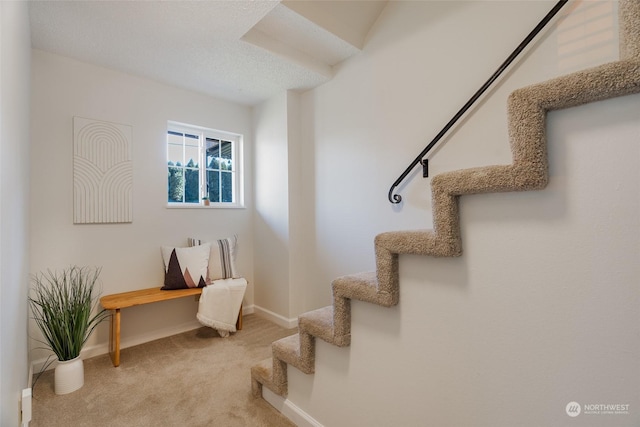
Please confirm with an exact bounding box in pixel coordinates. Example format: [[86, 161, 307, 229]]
[[296, 0, 622, 310], [253, 92, 291, 320], [252, 90, 307, 324], [286, 91, 309, 317], [30, 50, 254, 363], [285, 1, 638, 426], [0, 2, 31, 425]]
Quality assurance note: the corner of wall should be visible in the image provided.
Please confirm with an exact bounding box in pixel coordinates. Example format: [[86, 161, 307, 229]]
[[0, 1, 31, 425]]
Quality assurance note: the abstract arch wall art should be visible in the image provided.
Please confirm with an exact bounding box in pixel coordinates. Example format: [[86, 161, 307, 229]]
[[73, 117, 133, 224]]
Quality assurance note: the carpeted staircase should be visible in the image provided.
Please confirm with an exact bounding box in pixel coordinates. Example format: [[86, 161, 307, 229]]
[[251, 0, 640, 404]]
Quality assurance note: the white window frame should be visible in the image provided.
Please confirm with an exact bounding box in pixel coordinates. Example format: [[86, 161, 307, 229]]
[[166, 121, 243, 208]]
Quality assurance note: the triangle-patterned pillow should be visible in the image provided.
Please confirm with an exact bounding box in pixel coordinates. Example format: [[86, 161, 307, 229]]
[[161, 244, 211, 290]]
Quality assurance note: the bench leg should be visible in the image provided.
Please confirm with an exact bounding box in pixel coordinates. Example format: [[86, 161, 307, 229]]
[[108, 304, 238, 367], [109, 309, 121, 367], [236, 305, 243, 331]]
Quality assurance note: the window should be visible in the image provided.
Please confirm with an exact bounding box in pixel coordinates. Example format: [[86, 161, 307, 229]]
[[167, 122, 242, 207]]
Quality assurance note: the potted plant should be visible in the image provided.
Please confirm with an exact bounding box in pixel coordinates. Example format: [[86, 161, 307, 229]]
[[29, 266, 108, 394], [202, 196, 210, 206]]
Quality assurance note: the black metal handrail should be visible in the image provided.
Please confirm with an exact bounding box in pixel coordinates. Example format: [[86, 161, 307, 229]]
[[388, 0, 568, 204]]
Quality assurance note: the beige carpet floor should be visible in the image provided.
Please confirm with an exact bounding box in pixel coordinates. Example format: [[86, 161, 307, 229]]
[[31, 314, 297, 427]]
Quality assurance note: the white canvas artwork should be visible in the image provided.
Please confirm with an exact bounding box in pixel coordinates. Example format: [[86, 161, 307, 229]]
[[73, 117, 133, 224]]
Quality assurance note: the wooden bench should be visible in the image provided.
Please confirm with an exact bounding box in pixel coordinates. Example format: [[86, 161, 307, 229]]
[[100, 287, 243, 367]]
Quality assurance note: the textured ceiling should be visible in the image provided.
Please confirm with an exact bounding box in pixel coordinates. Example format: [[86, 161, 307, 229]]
[[29, 1, 387, 106]]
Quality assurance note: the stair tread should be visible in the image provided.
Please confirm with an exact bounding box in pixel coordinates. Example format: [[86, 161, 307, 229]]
[[335, 271, 377, 287], [333, 270, 397, 307], [273, 334, 300, 356], [250, 357, 288, 397], [273, 333, 314, 374], [300, 306, 333, 326], [251, 358, 272, 381], [299, 305, 350, 347]]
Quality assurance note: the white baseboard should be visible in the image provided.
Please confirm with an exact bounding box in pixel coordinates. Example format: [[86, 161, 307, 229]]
[[263, 388, 323, 427], [253, 305, 298, 329], [27, 363, 33, 388]]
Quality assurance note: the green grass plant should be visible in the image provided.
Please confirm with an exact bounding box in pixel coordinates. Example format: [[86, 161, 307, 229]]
[[29, 266, 109, 361]]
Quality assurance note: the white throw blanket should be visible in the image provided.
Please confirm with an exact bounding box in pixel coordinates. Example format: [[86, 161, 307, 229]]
[[197, 278, 247, 337]]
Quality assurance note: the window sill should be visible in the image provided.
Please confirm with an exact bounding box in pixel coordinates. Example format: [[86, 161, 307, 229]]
[[166, 204, 245, 210]]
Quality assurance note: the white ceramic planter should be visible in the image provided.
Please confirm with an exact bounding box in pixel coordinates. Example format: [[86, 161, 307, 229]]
[[54, 356, 84, 395]]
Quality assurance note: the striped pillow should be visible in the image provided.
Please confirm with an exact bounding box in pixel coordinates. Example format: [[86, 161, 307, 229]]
[[188, 236, 238, 281]]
